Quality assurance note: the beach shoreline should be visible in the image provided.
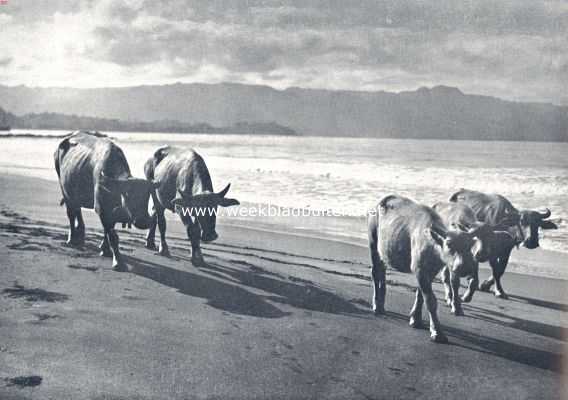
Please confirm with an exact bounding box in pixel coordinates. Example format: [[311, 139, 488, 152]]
[[0, 172, 567, 399]]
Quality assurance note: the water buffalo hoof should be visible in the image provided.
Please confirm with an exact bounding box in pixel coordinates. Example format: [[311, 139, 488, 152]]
[[451, 307, 464, 316], [409, 317, 424, 329], [191, 257, 206, 267], [372, 306, 385, 316], [113, 262, 128, 272], [494, 291, 509, 300], [430, 333, 449, 344], [99, 249, 112, 258], [461, 294, 473, 303], [158, 246, 171, 257], [145, 241, 157, 251], [479, 281, 492, 292]]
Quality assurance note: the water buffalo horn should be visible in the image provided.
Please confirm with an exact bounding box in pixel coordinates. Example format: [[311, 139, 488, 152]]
[[538, 208, 551, 219], [217, 183, 231, 198]]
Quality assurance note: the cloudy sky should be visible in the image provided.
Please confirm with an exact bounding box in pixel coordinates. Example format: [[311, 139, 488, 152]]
[[1, 0, 567, 104]]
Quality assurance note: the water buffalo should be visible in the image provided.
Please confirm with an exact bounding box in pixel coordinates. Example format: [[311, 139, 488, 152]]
[[432, 201, 515, 311], [144, 146, 239, 266], [449, 189, 558, 299], [54, 131, 156, 270], [368, 195, 478, 343]]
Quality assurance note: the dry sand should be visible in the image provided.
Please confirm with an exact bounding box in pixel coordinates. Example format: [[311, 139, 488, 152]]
[[0, 174, 567, 399]]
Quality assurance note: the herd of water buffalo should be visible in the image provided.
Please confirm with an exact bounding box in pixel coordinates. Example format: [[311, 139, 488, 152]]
[[54, 131, 558, 344]]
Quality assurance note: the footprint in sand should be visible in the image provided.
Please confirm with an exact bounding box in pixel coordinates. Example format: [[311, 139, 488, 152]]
[[337, 335, 352, 343], [67, 264, 99, 272], [31, 313, 60, 323], [5, 375, 43, 388], [388, 367, 405, 376]]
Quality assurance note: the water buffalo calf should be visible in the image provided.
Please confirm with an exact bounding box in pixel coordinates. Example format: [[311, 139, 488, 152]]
[[433, 201, 515, 311], [368, 195, 479, 343]]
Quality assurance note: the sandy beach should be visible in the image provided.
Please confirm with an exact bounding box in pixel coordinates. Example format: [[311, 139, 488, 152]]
[[1, 173, 567, 399]]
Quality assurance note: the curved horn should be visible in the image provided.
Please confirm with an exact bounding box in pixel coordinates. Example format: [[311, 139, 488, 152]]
[[538, 208, 551, 219], [217, 183, 231, 198], [456, 222, 470, 232]]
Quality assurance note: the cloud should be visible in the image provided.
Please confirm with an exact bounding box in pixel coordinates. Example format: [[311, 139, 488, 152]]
[[0, 0, 566, 104]]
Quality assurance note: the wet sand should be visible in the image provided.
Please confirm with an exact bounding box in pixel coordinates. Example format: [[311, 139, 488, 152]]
[[0, 174, 567, 399]]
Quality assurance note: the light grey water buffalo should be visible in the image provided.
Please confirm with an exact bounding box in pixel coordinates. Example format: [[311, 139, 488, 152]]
[[368, 195, 479, 343], [449, 189, 558, 299], [54, 131, 156, 270], [144, 146, 239, 266], [432, 201, 515, 312]]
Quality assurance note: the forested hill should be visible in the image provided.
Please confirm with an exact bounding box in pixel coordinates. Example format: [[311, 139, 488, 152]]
[[1, 83, 566, 141]]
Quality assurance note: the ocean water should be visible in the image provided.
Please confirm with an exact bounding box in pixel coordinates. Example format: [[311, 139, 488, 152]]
[[1, 129, 567, 254]]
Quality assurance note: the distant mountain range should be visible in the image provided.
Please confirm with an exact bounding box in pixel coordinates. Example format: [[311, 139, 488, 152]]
[[0, 108, 297, 136], [1, 82, 566, 141]]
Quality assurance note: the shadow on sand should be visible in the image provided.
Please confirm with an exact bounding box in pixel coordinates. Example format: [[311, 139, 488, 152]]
[[383, 311, 562, 373], [466, 304, 567, 342], [509, 294, 568, 313], [125, 255, 288, 318], [125, 253, 367, 319], [202, 261, 367, 316]]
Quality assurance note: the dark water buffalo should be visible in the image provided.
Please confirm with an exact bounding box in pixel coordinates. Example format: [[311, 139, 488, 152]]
[[54, 131, 156, 270], [144, 146, 239, 266], [432, 201, 514, 310], [449, 189, 558, 299], [368, 195, 478, 343]]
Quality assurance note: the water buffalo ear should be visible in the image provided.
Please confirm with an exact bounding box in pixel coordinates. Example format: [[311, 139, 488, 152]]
[[540, 220, 558, 230], [427, 227, 446, 247], [219, 197, 239, 207], [217, 183, 231, 198]]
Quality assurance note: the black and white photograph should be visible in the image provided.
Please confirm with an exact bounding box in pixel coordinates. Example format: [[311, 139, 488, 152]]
[[0, 1, 567, 399]]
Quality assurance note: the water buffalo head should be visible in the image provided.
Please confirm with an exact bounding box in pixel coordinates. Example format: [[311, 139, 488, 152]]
[[100, 175, 158, 230], [171, 183, 239, 242], [517, 208, 558, 249], [429, 226, 478, 276]]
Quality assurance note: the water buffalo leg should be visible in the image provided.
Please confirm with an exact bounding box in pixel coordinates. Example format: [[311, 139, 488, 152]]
[[106, 227, 126, 271], [493, 251, 511, 299], [99, 236, 112, 257], [419, 272, 448, 343], [461, 269, 478, 303], [479, 258, 497, 292], [368, 213, 386, 315], [74, 209, 85, 246], [185, 219, 204, 266], [409, 288, 424, 329], [145, 210, 157, 250], [441, 267, 452, 306], [65, 206, 78, 245], [156, 209, 170, 256], [450, 271, 464, 316], [370, 262, 386, 315]]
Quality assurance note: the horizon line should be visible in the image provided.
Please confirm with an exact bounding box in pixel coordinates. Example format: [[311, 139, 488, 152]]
[[2, 80, 566, 108]]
